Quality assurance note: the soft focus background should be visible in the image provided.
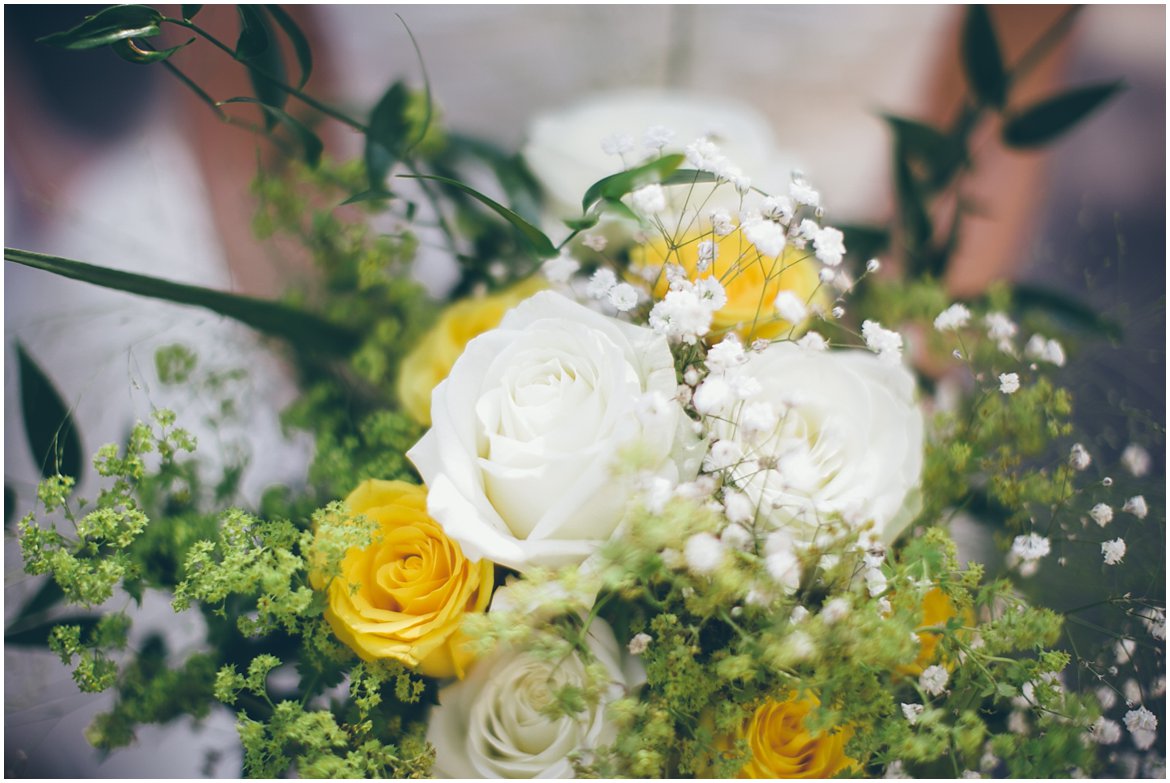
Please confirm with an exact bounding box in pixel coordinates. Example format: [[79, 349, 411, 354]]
[[5, 5, 1165, 777]]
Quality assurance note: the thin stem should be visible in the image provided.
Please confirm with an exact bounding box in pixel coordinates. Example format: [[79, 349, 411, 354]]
[[164, 17, 368, 132], [403, 160, 459, 259], [1011, 6, 1084, 83]]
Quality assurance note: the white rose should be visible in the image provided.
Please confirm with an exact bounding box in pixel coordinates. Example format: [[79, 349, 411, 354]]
[[704, 342, 923, 544], [426, 619, 632, 778], [522, 90, 794, 232], [408, 291, 701, 571]]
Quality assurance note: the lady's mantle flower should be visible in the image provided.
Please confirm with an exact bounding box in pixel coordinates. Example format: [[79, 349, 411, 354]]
[[1101, 538, 1127, 566], [919, 665, 949, 696], [310, 480, 493, 678]]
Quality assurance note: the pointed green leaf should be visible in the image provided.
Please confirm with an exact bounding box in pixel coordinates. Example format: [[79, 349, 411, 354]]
[[220, 97, 322, 166], [399, 174, 557, 258], [962, 5, 1008, 108], [111, 37, 194, 65], [11, 579, 66, 628], [884, 115, 966, 189], [17, 343, 82, 481], [37, 5, 163, 50], [395, 13, 433, 153], [563, 214, 601, 232], [5, 248, 360, 355], [264, 5, 312, 89], [581, 153, 685, 213], [838, 224, 891, 263], [894, 151, 931, 246], [339, 188, 396, 207], [181, 5, 204, 21], [6, 614, 100, 648], [1002, 82, 1125, 149], [236, 6, 287, 130], [365, 81, 411, 190], [1013, 284, 1123, 339], [601, 197, 639, 223], [661, 168, 722, 188]]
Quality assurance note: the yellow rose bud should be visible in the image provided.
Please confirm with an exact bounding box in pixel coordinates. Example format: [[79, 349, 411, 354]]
[[630, 231, 824, 342], [397, 278, 545, 426], [737, 693, 856, 779], [314, 480, 494, 679]]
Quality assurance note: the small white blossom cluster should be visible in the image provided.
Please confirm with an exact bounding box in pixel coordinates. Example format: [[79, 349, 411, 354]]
[[919, 665, 949, 696], [934, 303, 972, 332], [1025, 334, 1066, 366], [1122, 495, 1149, 520], [647, 273, 725, 343], [1123, 706, 1158, 751], [1009, 533, 1050, 577], [1121, 444, 1151, 477], [1101, 537, 1127, 566], [861, 320, 904, 362]]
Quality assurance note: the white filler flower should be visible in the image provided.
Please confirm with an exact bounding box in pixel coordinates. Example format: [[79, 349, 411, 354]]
[[427, 619, 633, 778], [702, 343, 924, 545], [409, 291, 702, 571]]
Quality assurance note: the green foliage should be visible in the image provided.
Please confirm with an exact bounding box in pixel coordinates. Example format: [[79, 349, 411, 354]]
[[17, 342, 83, 482]]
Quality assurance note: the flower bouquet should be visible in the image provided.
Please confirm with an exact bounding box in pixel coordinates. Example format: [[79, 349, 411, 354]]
[[6, 5, 1164, 778]]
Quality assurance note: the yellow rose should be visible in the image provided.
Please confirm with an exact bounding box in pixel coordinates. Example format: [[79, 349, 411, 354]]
[[901, 587, 974, 676], [737, 693, 856, 779], [630, 231, 824, 342], [397, 278, 544, 425], [313, 480, 494, 678]]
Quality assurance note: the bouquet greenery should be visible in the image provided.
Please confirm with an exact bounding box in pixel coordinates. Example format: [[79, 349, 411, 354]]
[[6, 5, 1164, 778]]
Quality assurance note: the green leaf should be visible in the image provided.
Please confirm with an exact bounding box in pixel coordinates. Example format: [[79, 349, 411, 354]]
[[661, 168, 722, 188], [365, 81, 412, 190], [181, 5, 203, 21], [962, 5, 1008, 108], [580, 154, 685, 213], [6, 614, 100, 648], [399, 174, 557, 258], [884, 115, 966, 190], [5, 248, 360, 356], [893, 148, 932, 265], [339, 188, 396, 207], [17, 343, 82, 482], [1001, 82, 1125, 149], [110, 37, 194, 65], [1013, 284, 1123, 339], [236, 6, 287, 130], [37, 5, 163, 50], [264, 5, 312, 89], [601, 197, 639, 223], [220, 97, 322, 166], [837, 224, 890, 263], [564, 214, 601, 232], [11, 579, 66, 628], [395, 13, 433, 154]]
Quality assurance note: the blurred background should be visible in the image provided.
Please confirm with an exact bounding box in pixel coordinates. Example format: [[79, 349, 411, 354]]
[[5, 5, 1165, 777]]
